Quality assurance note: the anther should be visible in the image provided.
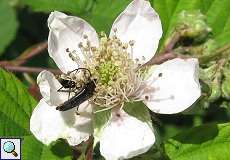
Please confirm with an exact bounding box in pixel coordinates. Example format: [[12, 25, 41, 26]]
[[158, 73, 163, 77], [78, 42, 83, 48], [83, 34, 88, 39], [170, 95, 175, 99], [66, 48, 70, 52], [91, 47, 96, 52], [69, 53, 74, 60], [142, 56, 146, 61], [129, 40, 135, 46], [87, 41, 91, 47], [55, 75, 60, 79], [116, 113, 121, 117], [100, 31, 106, 37], [145, 95, 149, 100], [122, 44, 128, 49]]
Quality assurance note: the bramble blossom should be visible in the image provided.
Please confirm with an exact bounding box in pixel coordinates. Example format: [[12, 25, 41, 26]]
[[30, 0, 201, 159]]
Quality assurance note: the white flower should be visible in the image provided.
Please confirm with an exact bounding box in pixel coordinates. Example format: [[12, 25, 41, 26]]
[[30, 0, 201, 159], [30, 70, 93, 146]]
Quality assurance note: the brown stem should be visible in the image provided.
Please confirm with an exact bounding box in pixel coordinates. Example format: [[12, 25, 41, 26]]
[[86, 137, 94, 160], [72, 146, 82, 160], [137, 52, 188, 70], [0, 61, 13, 66], [1, 65, 61, 74], [13, 41, 48, 66], [146, 52, 178, 65], [0, 42, 48, 67], [164, 32, 181, 53], [136, 32, 182, 71]]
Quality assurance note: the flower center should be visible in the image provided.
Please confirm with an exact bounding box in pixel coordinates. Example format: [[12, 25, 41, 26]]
[[68, 32, 146, 109], [98, 61, 118, 85]]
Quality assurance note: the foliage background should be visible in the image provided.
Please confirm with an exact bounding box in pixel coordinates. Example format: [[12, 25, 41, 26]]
[[0, 0, 230, 159]]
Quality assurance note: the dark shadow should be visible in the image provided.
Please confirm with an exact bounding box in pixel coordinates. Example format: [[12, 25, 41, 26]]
[[50, 139, 72, 158], [93, 143, 105, 160], [172, 123, 218, 144]]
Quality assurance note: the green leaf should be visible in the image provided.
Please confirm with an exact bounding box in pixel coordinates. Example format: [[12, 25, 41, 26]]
[[222, 78, 230, 100], [131, 146, 165, 160], [22, 135, 72, 160], [123, 101, 152, 125], [21, 0, 230, 47], [153, 0, 205, 47], [215, 31, 230, 47], [21, 0, 131, 33], [206, 0, 230, 36], [0, 0, 18, 54], [164, 123, 230, 160], [81, 0, 132, 33], [81, 0, 230, 50], [93, 107, 111, 146], [21, 0, 91, 15], [0, 69, 73, 160], [0, 68, 36, 136], [151, 0, 230, 48]]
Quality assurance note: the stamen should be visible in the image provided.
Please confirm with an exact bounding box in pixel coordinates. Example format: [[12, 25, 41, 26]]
[[151, 95, 175, 102], [83, 34, 88, 39], [129, 40, 135, 46], [129, 40, 135, 59], [94, 106, 114, 114], [68, 50, 84, 67], [116, 113, 121, 117], [78, 42, 92, 65], [78, 42, 83, 48], [79, 31, 148, 108], [113, 28, 117, 35]]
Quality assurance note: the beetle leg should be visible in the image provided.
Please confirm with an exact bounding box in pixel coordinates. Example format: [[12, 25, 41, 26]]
[[68, 68, 91, 77], [57, 86, 64, 92]]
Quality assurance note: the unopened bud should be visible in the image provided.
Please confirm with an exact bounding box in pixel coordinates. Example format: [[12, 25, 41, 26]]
[[176, 10, 212, 42]]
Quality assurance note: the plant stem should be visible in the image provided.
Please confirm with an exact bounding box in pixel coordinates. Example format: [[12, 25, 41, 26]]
[[163, 32, 181, 53], [137, 52, 188, 70], [0, 65, 61, 74], [86, 137, 94, 160], [198, 43, 230, 64], [0, 42, 48, 66], [13, 41, 48, 66]]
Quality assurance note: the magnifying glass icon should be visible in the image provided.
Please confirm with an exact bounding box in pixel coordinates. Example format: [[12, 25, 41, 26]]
[[3, 141, 18, 157]]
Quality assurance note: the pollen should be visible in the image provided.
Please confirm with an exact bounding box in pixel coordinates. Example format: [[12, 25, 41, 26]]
[[69, 32, 146, 109], [98, 61, 118, 85]]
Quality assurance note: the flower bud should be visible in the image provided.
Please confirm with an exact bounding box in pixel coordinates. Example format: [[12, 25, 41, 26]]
[[200, 64, 222, 103], [222, 63, 230, 100], [199, 63, 218, 81], [222, 78, 230, 100], [188, 39, 218, 57], [208, 78, 222, 103], [176, 10, 212, 42]]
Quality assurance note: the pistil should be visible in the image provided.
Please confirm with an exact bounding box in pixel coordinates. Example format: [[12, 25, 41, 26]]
[[68, 33, 146, 109]]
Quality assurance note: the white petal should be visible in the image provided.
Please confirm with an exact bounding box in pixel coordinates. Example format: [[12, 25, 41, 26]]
[[30, 99, 92, 146], [65, 114, 92, 146], [143, 58, 201, 114], [110, 0, 162, 63], [37, 70, 69, 106], [100, 110, 155, 160], [48, 11, 99, 73], [65, 101, 93, 146]]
